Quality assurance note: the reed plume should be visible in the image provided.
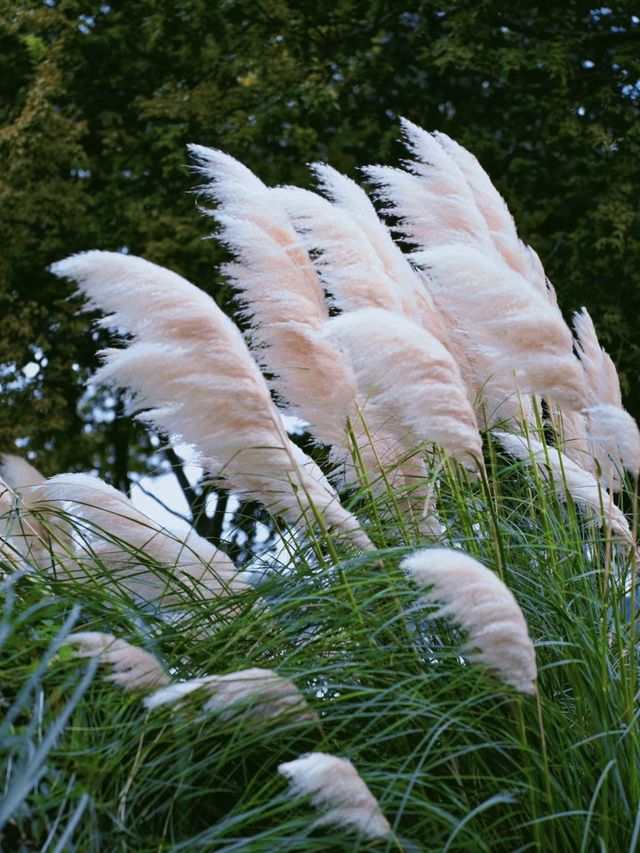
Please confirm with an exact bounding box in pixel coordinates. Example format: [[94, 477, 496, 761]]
[[571, 308, 640, 489], [324, 307, 482, 473], [188, 146, 362, 460], [494, 431, 634, 547], [402, 547, 537, 694], [28, 473, 244, 602], [145, 666, 316, 723], [274, 171, 483, 522], [0, 454, 46, 491], [0, 475, 21, 570], [278, 752, 391, 838], [66, 631, 169, 690], [0, 456, 73, 567], [365, 119, 586, 422], [51, 252, 371, 550]]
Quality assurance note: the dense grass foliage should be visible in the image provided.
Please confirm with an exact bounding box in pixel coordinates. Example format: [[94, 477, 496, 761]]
[[1, 429, 638, 851]]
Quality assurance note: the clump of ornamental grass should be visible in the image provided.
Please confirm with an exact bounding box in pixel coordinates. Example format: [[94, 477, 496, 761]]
[[1, 444, 638, 851], [2, 121, 639, 852]]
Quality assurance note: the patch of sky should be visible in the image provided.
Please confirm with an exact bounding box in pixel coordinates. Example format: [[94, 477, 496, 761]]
[[22, 363, 39, 380], [78, 15, 95, 34], [621, 80, 640, 100], [401, 12, 420, 29], [130, 472, 192, 533]]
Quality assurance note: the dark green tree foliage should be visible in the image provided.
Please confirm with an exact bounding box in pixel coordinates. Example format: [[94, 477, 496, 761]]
[[1, 1, 639, 496]]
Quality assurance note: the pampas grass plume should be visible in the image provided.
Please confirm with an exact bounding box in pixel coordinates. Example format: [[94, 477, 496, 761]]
[[28, 473, 245, 602], [495, 431, 634, 547], [67, 632, 169, 690], [0, 454, 46, 491], [278, 752, 391, 839], [144, 667, 316, 723], [51, 251, 371, 550], [402, 547, 537, 694]]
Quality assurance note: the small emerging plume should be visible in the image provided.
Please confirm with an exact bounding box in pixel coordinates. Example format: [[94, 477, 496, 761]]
[[145, 667, 316, 723], [278, 752, 391, 839], [67, 631, 169, 690], [402, 547, 537, 694]]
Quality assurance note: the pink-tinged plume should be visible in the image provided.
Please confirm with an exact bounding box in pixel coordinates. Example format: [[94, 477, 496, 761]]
[[29, 473, 244, 602], [402, 547, 538, 695], [572, 308, 640, 489], [324, 308, 482, 474], [365, 120, 586, 423], [67, 631, 169, 690], [145, 666, 316, 724], [494, 431, 635, 548], [188, 146, 359, 455], [309, 163, 451, 344], [50, 252, 371, 550], [0, 454, 46, 491], [278, 752, 391, 839], [431, 129, 530, 281], [0, 456, 73, 567]]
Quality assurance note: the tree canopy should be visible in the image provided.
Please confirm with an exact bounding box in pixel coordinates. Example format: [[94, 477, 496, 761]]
[[2, 0, 639, 502]]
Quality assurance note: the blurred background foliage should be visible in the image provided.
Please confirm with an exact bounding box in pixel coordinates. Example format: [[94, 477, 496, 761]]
[[1, 0, 639, 489]]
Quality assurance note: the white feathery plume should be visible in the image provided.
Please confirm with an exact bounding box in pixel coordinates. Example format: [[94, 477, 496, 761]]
[[365, 118, 491, 250], [28, 473, 244, 601], [572, 308, 640, 487], [494, 431, 634, 547], [272, 176, 482, 517], [0, 457, 73, 567], [324, 307, 483, 473], [190, 151, 429, 503], [364, 120, 586, 421], [402, 547, 537, 695], [308, 163, 451, 344], [144, 666, 317, 723], [0, 475, 22, 569], [188, 146, 361, 455], [50, 251, 371, 550], [66, 631, 169, 690], [434, 132, 568, 317], [278, 752, 391, 839], [431, 129, 531, 280], [274, 184, 404, 313], [548, 404, 592, 473], [412, 243, 585, 417], [190, 151, 472, 518], [0, 476, 12, 514]]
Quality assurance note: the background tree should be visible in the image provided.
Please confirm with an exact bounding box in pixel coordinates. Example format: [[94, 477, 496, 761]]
[[2, 0, 638, 534]]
